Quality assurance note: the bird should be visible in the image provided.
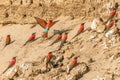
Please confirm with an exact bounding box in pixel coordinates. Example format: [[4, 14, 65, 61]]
[[58, 32, 68, 50], [2, 56, 17, 74], [49, 33, 62, 46], [45, 52, 53, 68], [61, 33, 68, 43], [23, 32, 36, 46], [71, 23, 85, 40], [106, 18, 115, 31], [34, 17, 58, 29], [105, 7, 117, 23], [109, 8, 116, 19], [2, 35, 11, 49], [66, 57, 78, 75], [5, 35, 11, 45], [42, 31, 48, 38]]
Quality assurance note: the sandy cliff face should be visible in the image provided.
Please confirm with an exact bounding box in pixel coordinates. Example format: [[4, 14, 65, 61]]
[[0, 0, 120, 80], [0, 0, 119, 24]]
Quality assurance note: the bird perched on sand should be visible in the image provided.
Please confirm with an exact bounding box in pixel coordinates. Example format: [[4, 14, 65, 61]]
[[58, 32, 68, 50], [109, 8, 117, 19], [106, 18, 115, 31], [23, 32, 36, 46], [49, 33, 62, 46], [2, 56, 17, 74], [66, 57, 78, 75], [71, 23, 85, 40], [105, 7, 117, 23], [45, 52, 53, 68], [5, 35, 11, 46], [2, 35, 11, 49]]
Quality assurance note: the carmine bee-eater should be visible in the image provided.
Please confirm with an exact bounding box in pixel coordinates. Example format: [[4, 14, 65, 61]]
[[109, 8, 117, 19], [2, 56, 17, 74], [34, 17, 58, 29], [45, 52, 53, 68], [105, 7, 117, 23], [49, 33, 62, 46], [66, 57, 78, 75], [5, 35, 11, 45], [71, 23, 85, 40], [106, 18, 115, 31], [2, 35, 12, 49], [23, 32, 36, 46], [58, 33, 68, 50]]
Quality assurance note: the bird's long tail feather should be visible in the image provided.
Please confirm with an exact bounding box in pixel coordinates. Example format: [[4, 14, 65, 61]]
[[71, 34, 79, 40], [2, 66, 9, 74]]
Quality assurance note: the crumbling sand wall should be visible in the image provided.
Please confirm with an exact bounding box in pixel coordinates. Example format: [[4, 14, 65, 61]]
[[0, 0, 119, 24]]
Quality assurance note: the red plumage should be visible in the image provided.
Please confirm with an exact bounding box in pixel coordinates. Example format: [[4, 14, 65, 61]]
[[71, 23, 85, 40], [61, 33, 68, 42], [107, 20, 114, 29], [2, 57, 16, 74], [77, 23, 84, 34], [58, 33, 68, 50], [70, 58, 77, 67], [5, 35, 11, 45], [8, 58, 16, 68], [109, 9, 116, 18], [29, 33, 36, 41], [49, 33, 62, 46], [46, 53, 53, 61], [55, 33, 62, 41], [34, 17, 58, 29], [23, 33, 36, 46]]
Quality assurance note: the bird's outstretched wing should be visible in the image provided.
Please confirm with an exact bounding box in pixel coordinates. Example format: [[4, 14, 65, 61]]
[[48, 20, 59, 29], [34, 17, 47, 29]]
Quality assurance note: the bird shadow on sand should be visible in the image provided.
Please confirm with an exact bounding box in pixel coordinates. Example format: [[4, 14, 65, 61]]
[[30, 24, 37, 29], [1, 40, 15, 50], [33, 37, 41, 41], [21, 37, 41, 47], [10, 40, 15, 44]]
